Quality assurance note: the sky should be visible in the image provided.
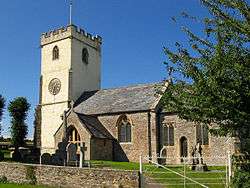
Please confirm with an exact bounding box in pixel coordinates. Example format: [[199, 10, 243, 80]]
[[0, 0, 209, 138]]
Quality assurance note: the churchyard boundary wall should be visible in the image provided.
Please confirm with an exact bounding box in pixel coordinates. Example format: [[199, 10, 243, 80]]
[[0, 162, 139, 188]]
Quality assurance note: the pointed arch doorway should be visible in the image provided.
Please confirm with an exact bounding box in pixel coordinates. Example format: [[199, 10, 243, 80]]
[[65, 126, 83, 166]]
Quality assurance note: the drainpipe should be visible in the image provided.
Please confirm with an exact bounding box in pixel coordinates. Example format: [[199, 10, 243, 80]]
[[147, 112, 152, 160]]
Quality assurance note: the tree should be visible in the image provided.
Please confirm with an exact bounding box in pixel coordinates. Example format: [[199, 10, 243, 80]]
[[0, 95, 5, 135], [8, 97, 30, 149], [163, 0, 250, 151], [162, 0, 249, 186]]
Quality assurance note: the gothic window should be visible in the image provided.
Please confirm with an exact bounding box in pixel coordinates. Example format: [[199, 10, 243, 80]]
[[52, 46, 59, 60], [82, 48, 89, 64], [196, 124, 209, 145], [117, 115, 132, 143], [163, 124, 174, 146], [163, 125, 169, 145]]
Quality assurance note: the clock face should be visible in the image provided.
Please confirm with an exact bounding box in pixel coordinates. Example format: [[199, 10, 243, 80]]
[[48, 78, 61, 95]]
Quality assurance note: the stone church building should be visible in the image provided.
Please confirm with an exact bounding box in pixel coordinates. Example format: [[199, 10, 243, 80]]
[[36, 24, 236, 165]]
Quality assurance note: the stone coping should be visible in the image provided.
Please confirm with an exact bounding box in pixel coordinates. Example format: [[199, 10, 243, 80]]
[[0, 162, 138, 173]]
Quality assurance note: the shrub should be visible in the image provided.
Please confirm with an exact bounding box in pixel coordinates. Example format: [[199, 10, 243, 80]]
[[232, 170, 250, 188], [232, 154, 250, 188]]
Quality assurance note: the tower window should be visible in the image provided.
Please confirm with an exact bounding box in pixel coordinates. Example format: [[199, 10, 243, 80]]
[[82, 48, 89, 64], [52, 46, 59, 60]]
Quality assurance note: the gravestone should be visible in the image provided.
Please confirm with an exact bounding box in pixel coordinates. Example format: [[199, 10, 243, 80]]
[[191, 143, 208, 171], [41, 153, 52, 165], [66, 143, 78, 166]]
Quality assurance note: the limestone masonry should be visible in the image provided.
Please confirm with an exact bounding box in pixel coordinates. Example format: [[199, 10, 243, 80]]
[[36, 24, 237, 165], [0, 162, 139, 188]]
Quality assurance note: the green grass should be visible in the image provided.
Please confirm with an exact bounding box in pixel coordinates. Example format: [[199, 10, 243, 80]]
[[89, 160, 140, 170], [144, 166, 226, 188], [89, 160, 227, 188]]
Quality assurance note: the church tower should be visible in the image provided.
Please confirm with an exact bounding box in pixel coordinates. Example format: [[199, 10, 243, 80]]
[[39, 25, 102, 154]]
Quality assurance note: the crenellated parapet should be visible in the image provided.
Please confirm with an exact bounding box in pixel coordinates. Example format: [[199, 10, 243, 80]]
[[41, 25, 102, 47]]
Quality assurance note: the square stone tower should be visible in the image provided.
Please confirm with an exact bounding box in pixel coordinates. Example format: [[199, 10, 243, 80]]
[[39, 25, 102, 154]]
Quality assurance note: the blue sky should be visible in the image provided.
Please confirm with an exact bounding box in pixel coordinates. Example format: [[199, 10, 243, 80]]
[[0, 0, 208, 138]]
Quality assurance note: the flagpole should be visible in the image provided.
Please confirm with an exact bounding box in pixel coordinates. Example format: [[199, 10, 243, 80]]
[[69, 0, 73, 25]]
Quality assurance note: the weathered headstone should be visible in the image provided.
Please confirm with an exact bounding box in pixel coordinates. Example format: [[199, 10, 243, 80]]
[[192, 143, 208, 171], [66, 143, 78, 166], [41, 153, 52, 165]]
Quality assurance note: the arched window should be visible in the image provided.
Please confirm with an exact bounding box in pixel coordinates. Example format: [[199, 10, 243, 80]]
[[52, 46, 59, 60], [82, 48, 89, 64], [162, 123, 174, 146], [196, 124, 209, 145], [117, 115, 132, 143]]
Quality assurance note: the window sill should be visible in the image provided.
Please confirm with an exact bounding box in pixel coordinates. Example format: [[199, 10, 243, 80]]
[[163, 145, 175, 147]]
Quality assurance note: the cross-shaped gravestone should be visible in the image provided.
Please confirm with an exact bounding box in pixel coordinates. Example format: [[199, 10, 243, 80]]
[[79, 142, 87, 168], [66, 143, 77, 166]]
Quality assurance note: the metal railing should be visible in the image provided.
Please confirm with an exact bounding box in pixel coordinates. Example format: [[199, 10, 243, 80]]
[[139, 153, 232, 188]]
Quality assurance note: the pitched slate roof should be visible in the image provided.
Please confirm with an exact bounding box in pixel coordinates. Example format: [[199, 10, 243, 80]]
[[74, 82, 166, 115]]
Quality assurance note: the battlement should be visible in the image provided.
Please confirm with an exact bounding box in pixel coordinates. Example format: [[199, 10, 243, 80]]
[[41, 25, 102, 47]]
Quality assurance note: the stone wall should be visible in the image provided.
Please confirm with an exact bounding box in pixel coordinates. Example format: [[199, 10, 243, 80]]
[[0, 162, 139, 188], [98, 112, 153, 162], [91, 138, 113, 160], [160, 113, 236, 165]]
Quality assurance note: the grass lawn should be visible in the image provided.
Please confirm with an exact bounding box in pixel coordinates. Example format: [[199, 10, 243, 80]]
[[90, 160, 140, 170], [90, 160, 227, 188]]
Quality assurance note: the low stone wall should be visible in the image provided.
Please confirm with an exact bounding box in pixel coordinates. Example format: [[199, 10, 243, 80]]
[[0, 162, 139, 188]]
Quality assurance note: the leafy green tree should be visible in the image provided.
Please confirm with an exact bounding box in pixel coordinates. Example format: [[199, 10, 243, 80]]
[[0, 95, 5, 135], [8, 97, 30, 149], [162, 0, 249, 186], [163, 0, 249, 151]]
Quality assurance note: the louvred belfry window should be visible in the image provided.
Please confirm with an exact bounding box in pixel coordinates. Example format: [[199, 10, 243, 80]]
[[52, 46, 59, 60], [82, 48, 89, 64]]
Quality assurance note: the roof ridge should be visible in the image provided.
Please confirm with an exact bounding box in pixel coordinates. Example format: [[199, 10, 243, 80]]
[[74, 81, 166, 115], [99, 81, 164, 91]]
